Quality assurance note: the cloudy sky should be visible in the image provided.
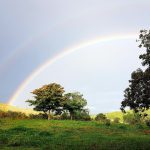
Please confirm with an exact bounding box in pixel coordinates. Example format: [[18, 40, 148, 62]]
[[0, 0, 150, 114]]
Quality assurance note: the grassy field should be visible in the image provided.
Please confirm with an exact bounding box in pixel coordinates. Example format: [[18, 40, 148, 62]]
[[0, 119, 150, 150], [0, 103, 38, 115]]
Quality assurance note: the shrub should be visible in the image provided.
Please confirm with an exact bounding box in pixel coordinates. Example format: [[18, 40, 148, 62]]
[[7, 111, 28, 119], [145, 120, 150, 127], [118, 125, 127, 130], [0, 110, 28, 119], [105, 119, 111, 126], [29, 113, 47, 119], [136, 124, 144, 129], [0, 110, 7, 118], [73, 110, 91, 121], [95, 113, 106, 121], [113, 117, 120, 123], [123, 112, 142, 125], [61, 112, 70, 120]]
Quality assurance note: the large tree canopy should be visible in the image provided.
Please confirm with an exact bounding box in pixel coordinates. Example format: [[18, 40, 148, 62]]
[[121, 30, 150, 115], [26, 83, 65, 120]]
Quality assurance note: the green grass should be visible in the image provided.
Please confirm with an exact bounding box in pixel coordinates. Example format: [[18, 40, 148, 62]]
[[0, 119, 150, 150]]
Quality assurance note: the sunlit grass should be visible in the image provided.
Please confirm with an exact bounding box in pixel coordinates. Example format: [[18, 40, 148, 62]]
[[0, 119, 150, 150], [0, 103, 38, 115]]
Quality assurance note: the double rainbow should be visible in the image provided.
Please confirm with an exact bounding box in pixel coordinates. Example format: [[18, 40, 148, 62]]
[[8, 34, 136, 105]]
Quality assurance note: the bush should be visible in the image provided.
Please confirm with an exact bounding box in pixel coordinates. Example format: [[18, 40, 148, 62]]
[[145, 120, 150, 127], [29, 113, 47, 119], [113, 117, 120, 123], [95, 113, 106, 121], [136, 124, 144, 129], [118, 125, 127, 130], [105, 119, 111, 126], [7, 111, 28, 119], [123, 112, 142, 125], [73, 110, 91, 121], [0, 110, 28, 119], [0, 110, 7, 118], [61, 112, 70, 120]]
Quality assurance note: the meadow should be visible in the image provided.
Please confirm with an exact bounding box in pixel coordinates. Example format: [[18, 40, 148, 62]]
[[0, 119, 150, 150]]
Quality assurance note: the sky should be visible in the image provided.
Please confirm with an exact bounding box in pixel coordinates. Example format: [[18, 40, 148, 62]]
[[0, 0, 150, 114]]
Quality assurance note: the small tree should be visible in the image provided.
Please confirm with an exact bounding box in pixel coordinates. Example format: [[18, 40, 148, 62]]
[[95, 113, 106, 121], [64, 92, 87, 120], [26, 83, 65, 120]]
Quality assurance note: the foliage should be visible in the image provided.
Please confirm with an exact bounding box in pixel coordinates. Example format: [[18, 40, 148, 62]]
[[113, 117, 120, 123], [145, 119, 150, 127], [26, 83, 65, 120], [0, 110, 28, 119], [121, 29, 150, 115], [138, 29, 150, 66], [61, 112, 70, 120], [73, 110, 91, 121], [105, 119, 111, 126], [95, 113, 107, 121], [123, 112, 142, 125], [28, 113, 47, 119], [64, 92, 87, 119]]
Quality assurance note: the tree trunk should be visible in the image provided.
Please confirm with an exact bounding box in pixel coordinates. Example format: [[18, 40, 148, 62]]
[[70, 112, 73, 120], [48, 110, 51, 120]]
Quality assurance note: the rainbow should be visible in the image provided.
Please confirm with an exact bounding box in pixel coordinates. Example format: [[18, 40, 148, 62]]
[[8, 33, 136, 105]]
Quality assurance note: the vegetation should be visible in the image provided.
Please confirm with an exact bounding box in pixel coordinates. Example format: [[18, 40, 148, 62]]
[[0, 29, 150, 149], [95, 113, 107, 121], [26, 83, 66, 120], [0, 105, 91, 121], [121, 30, 150, 116], [26, 83, 89, 120], [123, 112, 142, 125], [0, 119, 150, 150], [64, 92, 87, 120], [113, 117, 120, 124], [0, 103, 37, 114]]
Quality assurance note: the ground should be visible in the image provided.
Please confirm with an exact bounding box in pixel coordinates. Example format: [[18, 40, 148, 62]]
[[0, 119, 150, 150]]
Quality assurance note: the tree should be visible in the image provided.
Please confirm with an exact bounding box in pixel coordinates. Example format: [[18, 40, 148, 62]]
[[121, 30, 150, 116], [26, 83, 65, 120], [73, 109, 91, 121], [95, 113, 106, 121], [64, 92, 87, 120]]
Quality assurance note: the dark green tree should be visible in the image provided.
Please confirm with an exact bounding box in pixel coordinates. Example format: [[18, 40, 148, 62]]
[[121, 30, 150, 116], [95, 113, 106, 121], [64, 92, 87, 120], [26, 83, 65, 120]]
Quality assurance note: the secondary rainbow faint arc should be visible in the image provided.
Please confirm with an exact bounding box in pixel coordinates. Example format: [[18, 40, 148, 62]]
[[8, 34, 136, 105]]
